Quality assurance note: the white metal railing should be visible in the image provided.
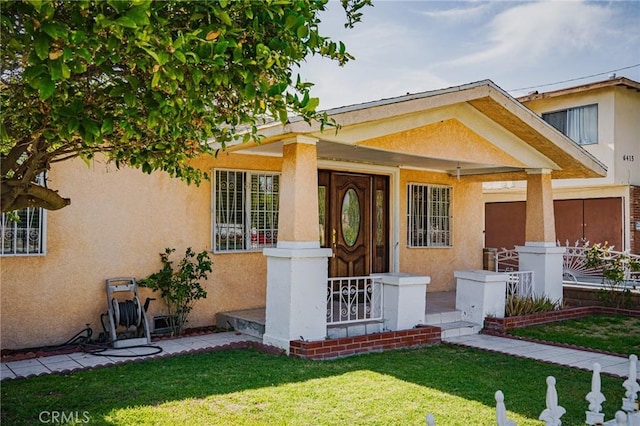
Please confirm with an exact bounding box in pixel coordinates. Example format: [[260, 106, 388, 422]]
[[506, 271, 534, 298], [326, 276, 383, 326], [495, 247, 519, 272], [561, 241, 640, 288], [494, 243, 640, 290]]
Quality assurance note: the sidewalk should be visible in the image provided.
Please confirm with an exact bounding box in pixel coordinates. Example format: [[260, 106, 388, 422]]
[[444, 333, 638, 380], [1, 332, 261, 381], [1, 331, 637, 381]]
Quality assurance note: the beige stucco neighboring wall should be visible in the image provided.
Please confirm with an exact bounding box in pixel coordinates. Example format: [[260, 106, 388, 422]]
[[0, 153, 281, 350], [398, 169, 484, 292]]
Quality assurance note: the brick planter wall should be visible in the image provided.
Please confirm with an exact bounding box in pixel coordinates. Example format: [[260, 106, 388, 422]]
[[484, 306, 640, 334], [289, 326, 441, 360], [564, 286, 640, 309]]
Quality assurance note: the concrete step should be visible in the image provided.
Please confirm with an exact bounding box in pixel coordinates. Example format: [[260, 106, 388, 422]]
[[216, 308, 265, 339], [425, 309, 462, 325], [440, 321, 483, 339]]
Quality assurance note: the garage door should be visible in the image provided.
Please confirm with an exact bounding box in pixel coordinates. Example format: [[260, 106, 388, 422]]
[[485, 197, 623, 250]]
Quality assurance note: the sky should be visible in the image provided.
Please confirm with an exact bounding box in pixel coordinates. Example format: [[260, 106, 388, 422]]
[[297, 0, 640, 110]]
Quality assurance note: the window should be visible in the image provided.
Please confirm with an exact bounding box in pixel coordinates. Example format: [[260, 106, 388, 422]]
[[213, 169, 279, 252], [407, 184, 451, 247], [1, 207, 46, 256], [542, 104, 598, 145]]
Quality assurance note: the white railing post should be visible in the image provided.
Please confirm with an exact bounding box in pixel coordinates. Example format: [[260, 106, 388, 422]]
[[623, 354, 639, 412], [425, 413, 436, 426], [495, 390, 516, 426], [539, 376, 566, 426], [586, 363, 606, 425]]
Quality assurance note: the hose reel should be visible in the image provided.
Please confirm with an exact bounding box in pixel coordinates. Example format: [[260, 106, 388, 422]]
[[105, 277, 152, 348]]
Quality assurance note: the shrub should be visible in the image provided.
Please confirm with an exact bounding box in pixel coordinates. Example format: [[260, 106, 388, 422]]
[[505, 294, 562, 317], [140, 247, 212, 335]]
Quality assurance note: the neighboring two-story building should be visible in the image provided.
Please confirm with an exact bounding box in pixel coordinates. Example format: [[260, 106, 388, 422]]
[[484, 77, 640, 254]]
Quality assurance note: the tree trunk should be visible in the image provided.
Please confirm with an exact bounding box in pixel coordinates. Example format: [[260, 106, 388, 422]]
[[1, 180, 70, 212]]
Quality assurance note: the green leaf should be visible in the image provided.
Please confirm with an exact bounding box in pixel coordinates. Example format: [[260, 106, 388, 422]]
[[37, 78, 55, 100], [306, 97, 320, 112], [151, 71, 160, 88], [173, 50, 186, 64], [41, 23, 58, 39], [82, 118, 100, 137], [126, 6, 150, 26], [34, 34, 50, 60], [214, 9, 232, 26], [116, 16, 137, 29], [101, 118, 114, 134]]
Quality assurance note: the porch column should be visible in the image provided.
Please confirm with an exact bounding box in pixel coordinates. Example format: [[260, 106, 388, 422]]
[[516, 169, 565, 302], [263, 136, 332, 352]]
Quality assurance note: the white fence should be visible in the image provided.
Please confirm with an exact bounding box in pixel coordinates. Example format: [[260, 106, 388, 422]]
[[494, 243, 640, 290], [506, 271, 534, 299], [326, 276, 383, 326], [427, 354, 640, 425]]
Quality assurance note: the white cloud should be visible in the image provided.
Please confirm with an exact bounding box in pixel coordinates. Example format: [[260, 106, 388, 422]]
[[443, 1, 612, 67], [420, 3, 490, 20]]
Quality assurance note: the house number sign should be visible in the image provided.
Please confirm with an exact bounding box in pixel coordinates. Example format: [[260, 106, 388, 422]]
[[622, 155, 635, 162]]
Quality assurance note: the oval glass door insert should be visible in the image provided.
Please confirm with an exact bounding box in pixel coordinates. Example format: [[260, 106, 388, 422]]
[[341, 188, 360, 247]]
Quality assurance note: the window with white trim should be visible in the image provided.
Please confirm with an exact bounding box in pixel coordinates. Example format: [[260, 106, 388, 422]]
[[542, 104, 598, 145], [213, 169, 279, 252], [1, 207, 46, 256], [407, 184, 451, 247]]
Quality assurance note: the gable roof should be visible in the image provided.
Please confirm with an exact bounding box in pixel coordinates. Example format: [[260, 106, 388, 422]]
[[517, 77, 640, 102], [229, 80, 607, 181]]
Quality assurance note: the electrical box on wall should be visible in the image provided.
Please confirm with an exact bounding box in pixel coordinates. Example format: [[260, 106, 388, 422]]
[[635, 221, 640, 231]]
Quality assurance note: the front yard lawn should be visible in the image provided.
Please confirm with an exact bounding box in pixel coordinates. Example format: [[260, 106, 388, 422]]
[[508, 314, 640, 355], [1, 345, 626, 425]]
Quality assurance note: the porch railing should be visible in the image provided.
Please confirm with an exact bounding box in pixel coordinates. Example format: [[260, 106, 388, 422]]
[[494, 243, 640, 289], [326, 276, 383, 326], [506, 271, 534, 298]]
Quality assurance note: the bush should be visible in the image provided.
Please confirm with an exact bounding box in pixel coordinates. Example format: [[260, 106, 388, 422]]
[[140, 247, 212, 335], [505, 294, 562, 317]]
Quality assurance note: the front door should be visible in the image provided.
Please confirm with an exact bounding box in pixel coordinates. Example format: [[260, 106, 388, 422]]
[[318, 171, 389, 277]]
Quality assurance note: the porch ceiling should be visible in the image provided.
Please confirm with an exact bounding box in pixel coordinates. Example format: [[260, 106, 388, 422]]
[[236, 139, 523, 178]]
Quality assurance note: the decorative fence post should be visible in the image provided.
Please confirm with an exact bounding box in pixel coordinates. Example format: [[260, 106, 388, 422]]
[[622, 354, 639, 413], [539, 376, 566, 426], [425, 413, 436, 426], [495, 390, 516, 426], [586, 362, 606, 425]]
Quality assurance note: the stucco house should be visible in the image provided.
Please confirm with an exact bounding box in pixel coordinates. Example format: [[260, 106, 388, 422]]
[[1, 80, 606, 353], [484, 77, 640, 254]]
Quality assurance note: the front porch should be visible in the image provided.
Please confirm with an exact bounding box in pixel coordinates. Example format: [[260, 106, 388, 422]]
[[216, 290, 481, 343]]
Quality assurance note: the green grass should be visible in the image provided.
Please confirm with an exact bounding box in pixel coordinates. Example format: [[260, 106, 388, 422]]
[[1, 345, 626, 425], [508, 314, 640, 356]]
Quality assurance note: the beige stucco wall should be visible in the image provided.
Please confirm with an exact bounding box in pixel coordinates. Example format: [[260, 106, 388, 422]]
[[0, 153, 281, 350], [398, 169, 484, 292]]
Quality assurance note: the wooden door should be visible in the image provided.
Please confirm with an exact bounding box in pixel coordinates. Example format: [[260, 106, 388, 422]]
[[330, 173, 371, 277], [318, 171, 389, 278]]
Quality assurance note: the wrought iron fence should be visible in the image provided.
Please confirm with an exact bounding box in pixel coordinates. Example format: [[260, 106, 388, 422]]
[[326, 276, 383, 326], [493, 242, 640, 290]]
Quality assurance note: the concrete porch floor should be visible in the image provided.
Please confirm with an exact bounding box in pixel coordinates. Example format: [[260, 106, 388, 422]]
[[216, 291, 458, 337]]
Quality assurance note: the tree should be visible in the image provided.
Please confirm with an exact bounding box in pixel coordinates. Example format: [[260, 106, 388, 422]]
[[0, 0, 371, 212]]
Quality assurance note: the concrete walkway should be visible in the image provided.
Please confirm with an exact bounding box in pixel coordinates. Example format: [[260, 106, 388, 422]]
[[445, 334, 638, 379], [1, 331, 637, 381], [1, 332, 261, 381]]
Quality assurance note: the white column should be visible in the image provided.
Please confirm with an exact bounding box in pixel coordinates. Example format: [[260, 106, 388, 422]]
[[517, 169, 565, 302], [263, 136, 332, 352], [454, 270, 508, 324], [371, 272, 430, 331]]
